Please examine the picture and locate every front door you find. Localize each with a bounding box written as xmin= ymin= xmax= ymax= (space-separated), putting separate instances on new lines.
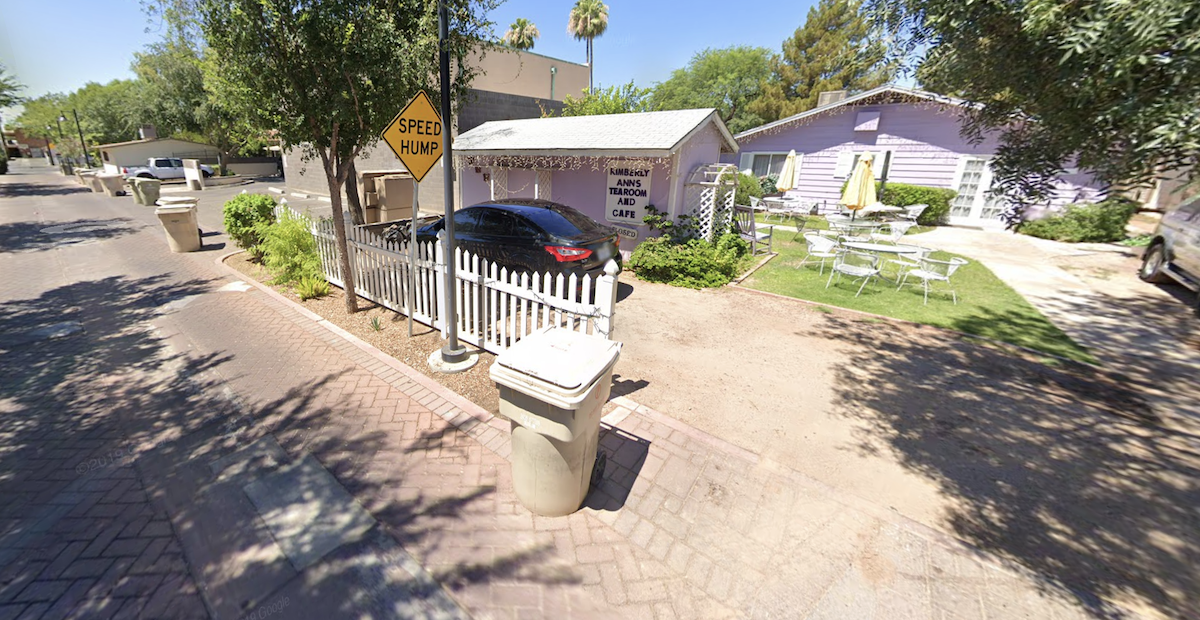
xmin=948 ymin=157 xmax=1007 ymax=228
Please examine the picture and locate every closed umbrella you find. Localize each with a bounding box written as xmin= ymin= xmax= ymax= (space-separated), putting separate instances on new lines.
xmin=775 ymin=150 xmax=797 ymax=192
xmin=840 ymin=152 xmax=876 ymax=220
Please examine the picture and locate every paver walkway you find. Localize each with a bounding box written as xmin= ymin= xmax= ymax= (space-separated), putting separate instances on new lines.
xmin=0 ymin=161 xmax=1122 ymax=619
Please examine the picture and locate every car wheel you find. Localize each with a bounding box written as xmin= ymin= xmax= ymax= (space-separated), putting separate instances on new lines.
xmin=202 ymin=170 xmax=213 ymax=178
xmin=1139 ymin=243 xmax=1172 ymax=283
xmin=138 ymin=173 xmax=154 ymax=179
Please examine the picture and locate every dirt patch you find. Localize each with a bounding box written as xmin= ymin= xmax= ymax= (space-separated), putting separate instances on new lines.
xmin=225 ymin=252 xmax=501 ymax=414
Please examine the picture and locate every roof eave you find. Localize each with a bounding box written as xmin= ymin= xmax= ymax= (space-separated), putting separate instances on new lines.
xmin=454 ymin=148 xmax=675 ymax=159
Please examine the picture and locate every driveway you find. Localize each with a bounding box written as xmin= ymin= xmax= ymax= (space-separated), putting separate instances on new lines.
xmin=613 ymin=237 xmax=1200 ymax=618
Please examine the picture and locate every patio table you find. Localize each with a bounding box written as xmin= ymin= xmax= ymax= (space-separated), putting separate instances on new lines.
xmin=842 ymin=241 xmax=920 ymax=282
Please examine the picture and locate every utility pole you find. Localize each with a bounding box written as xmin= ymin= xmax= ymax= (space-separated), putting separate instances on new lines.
xmin=0 ymin=114 xmax=8 ymax=161
xmin=66 ymin=110 xmax=89 ymax=167
xmin=43 ymin=126 xmax=55 ymax=165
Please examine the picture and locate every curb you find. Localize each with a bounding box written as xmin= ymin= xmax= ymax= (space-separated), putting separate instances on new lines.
xmin=213 ymin=250 xmax=498 ymax=432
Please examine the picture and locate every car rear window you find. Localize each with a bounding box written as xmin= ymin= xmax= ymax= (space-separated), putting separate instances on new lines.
xmin=523 ymin=206 xmax=606 ymax=238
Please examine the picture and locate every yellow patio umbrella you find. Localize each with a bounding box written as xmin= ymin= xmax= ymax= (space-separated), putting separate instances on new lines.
xmin=775 ymin=150 xmax=797 ymax=192
xmin=840 ymin=152 xmax=876 ymax=219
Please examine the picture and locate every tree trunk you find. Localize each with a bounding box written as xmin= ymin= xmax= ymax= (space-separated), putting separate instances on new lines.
xmin=344 ymin=158 xmax=365 ymax=226
xmin=324 ymin=162 xmax=359 ymax=314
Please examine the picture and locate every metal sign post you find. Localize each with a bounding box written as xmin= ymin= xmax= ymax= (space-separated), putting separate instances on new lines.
xmin=436 ymin=0 xmax=468 ymax=367
xmin=408 ymin=184 xmax=418 ymax=337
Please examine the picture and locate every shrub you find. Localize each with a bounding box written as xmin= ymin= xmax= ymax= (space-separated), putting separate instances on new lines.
xmin=0 ymin=152 xmax=8 ymax=175
xmin=222 ymin=193 xmax=277 ymax=249
xmin=878 ymin=183 xmax=957 ymax=225
xmin=296 ymin=276 xmax=330 ymax=300
xmin=256 ymin=210 xmax=324 ymax=285
xmin=628 ymin=233 xmax=749 ymax=289
xmin=1018 ymin=198 xmax=1139 ymax=243
xmin=759 ymin=175 xmax=778 ymax=195
xmin=718 ymin=171 xmax=765 ymax=208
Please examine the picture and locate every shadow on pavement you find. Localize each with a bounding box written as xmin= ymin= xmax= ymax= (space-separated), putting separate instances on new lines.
xmin=814 ymin=306 xmax=1200 ymax=619
xmin=0 ymin=182 xmax=91 ymax=198
xmin=0 ymin=218 xmax=143 ymax=253
xmin=0 ymin=273 xmax=578 ymax=617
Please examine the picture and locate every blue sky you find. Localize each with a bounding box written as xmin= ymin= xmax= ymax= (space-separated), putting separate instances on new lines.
xmin=0 ymin=0 xmax=819 ymax=122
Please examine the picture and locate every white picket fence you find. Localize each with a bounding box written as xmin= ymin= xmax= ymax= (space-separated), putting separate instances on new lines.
xmin=278 ymin=206 xmax=619 ymax=354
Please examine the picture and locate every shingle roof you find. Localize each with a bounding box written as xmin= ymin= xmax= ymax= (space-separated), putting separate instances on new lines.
xmin=454 ymin=109 xmax=737 ymax=155
xmin=733 ymin=86 xmax=972 ymax=141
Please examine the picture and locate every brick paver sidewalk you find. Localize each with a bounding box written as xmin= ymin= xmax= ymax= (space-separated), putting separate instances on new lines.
xmin=1 ymin=164 xmax=1107 ymax=619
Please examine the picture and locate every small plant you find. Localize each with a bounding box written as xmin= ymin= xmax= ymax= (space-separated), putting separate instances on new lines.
xmin=369 ymin=316 xmax=383 ymax=332
xmin=759 ymin=174 xmax=778 ymax=195
xmin=296 ymin=276 xmax=330 ymax=300
xmin=222 ymin=193 xmax=277 ymax=249
xmin=257 ymin=210 xmax=323 ymax=285
xmin=1118 ymin=233 xmax=1152 ymax=247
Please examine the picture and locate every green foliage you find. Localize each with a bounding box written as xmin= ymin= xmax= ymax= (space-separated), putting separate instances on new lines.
xmin=1018 ymin=199 xmax=1139 ymax=243
xmin=628 ymin=234 xmax=750 ymax=289
xmin=0 ymin=151 xmax=8 ymax=175
xmin=369 ymin=316 xmax=383 ymax=331
xmin=749 ymin=0 xmax=894 ymax=122
xmin=879 ymin=182 xmax=956 ymax=225
xmin=736 ymin=173 xmax=765 ymax=206
xmin=760 ymin=175 xmax=779 ymax=195
xmin=0 ymin=63 xmax=24 ymax=108
xmin=1119 ymin=234 xmax=1153 ymax=247
xmin=255 ymin=211 xmax=323 ymax=285
xmin=558 ymin=82 xmax=652 ymax=117
xmin=222 ymin=193 xmax=277 ymax=249
xmin=503 ymin=18 xmax=540 ymax=50
xmin=650 ymin=46 xmax=774 ymax=134
xmin=870 ymin=0 xmax=1200 ymax=216
xmin=297 ymin=277 xmax=331 ymax=300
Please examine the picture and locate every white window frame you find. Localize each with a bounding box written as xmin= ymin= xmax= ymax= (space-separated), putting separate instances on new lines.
xmin=740 ymin=152 xmax=792 ymax=179
xmin=949 ymin=155 xmax=1006 ymax=226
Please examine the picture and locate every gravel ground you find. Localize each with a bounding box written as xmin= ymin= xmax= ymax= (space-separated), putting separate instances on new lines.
xmin=225 ymin=252 xmax=502 ymax=414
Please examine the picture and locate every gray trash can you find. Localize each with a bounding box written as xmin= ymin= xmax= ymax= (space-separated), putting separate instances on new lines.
xmin=490 ymin=327 xmax=621 ymax=517
xmin=96 ymin=173 xmax=126 ymax=197
xmin=130 ymin=178 xmax=162 ymax=206
xmin=155 ymin=205 xmax=201 ymax=252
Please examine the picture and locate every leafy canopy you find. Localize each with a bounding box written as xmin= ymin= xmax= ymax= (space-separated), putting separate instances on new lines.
xmin=750 ymin=0 xmax=894 ymax=122
xmin=651 ymin=47 xmax=774 ymax=134
xmin=0 ymin=64 xmax=23 ymax=109
xmin=558 ymin=82 xmax=652 ymax=117
xmin=869 ymin=0 xmax=1200 ymax=210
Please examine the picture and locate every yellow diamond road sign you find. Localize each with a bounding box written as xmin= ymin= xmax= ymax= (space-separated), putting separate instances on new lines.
xmin=381 ymin=90 xmax=444 ymax=183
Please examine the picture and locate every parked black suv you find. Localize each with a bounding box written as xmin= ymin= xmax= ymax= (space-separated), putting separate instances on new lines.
xmin=416 ymin=200 xmax=622 ymax=280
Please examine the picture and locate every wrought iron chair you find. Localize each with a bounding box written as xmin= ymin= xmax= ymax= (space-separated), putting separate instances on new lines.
xmin=896 ymin=256 xmax=969 ymax=304
xmin=826 ymin=249 xmax=881 ymax=297
xmin=900 ymin=204 xmax=928 ymax=223
xmin=870 ymin=221 xmax=916 ymax=244
xmin=799 ymin=231 xmax=839 ymax=274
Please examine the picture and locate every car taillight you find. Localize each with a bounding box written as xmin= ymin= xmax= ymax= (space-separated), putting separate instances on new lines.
xmin=121 ymin=167 xmax=127 ymax=173
xmin=614 ymin=235 xmax=620 ymax=247
xmin=544 ymin=245 xmax=593 ymax=262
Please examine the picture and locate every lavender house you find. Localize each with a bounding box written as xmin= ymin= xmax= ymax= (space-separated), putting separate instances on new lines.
xmin=731 ymin=86 xmax=1105 ymax=228
xmin=454 ymin=109 xmax=739 ymax=250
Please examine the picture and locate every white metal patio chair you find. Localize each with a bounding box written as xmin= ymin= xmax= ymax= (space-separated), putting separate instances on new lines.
xmin=896 ymin=256 xmax=969 ymax=304
xmin=799 ymin=231 xmax=839 ymax=274
xmin=870 ymin=221 xmax=916 ymax=244
xmin=887 ymin=244 xmax=933 ymax=276
xmin=900 ymin=204 xmax=928 ymax=223
xmin=826 ymin=249 xmax=881 ymax=297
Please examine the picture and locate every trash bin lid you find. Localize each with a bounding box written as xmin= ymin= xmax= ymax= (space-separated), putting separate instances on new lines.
xmin=496 ymin=327 xmax=621 ymax=391
xmin=154 ymin=205 xmax=196 ymax=215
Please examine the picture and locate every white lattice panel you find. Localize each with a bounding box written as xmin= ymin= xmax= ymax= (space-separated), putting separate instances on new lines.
xmin=683 ymin=163 xmax=738 ymax=241
xmin=535 ymin=169 xmax=552 ymax=200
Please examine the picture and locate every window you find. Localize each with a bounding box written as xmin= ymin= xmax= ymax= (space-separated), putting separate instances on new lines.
xmin=510 ymin=215 xmax=542 ymax=239
xmin=154 ymin=159 xmax=171 ymax=167
xmin=452 ymin=208 xmax=483 ymax=234
xmin=835 ymin=150 xmax=892 ymax=179
xmin=475 ymin=210 xmax=514 ymax=236
xmin=751 ymin=153 xmax=789 ymax=178
xmin=169 ymin=158 xmax=184 ymax=167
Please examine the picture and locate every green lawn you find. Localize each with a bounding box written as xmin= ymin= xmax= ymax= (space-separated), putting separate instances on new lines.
xmin=743 ymin=236 xmax=1096 ymax=364
xmin=754 ymin=214 xmax=934 ymax=235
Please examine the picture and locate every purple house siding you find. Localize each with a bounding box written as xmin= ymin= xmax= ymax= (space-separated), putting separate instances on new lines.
xmin=730 ymin=89 xmax=1106 ymax=226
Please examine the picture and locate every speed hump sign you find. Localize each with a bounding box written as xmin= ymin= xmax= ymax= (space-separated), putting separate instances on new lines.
xmin=381 ymin=91 xmax=444 ymax=183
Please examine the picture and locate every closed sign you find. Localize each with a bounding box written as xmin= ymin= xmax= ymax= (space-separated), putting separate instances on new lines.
xmin=605 ymin=166 xmax=651 ymax=226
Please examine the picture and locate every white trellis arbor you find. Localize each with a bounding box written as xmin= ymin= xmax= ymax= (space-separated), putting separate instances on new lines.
xmin=683 ymin=163 xmax=738 ymax=241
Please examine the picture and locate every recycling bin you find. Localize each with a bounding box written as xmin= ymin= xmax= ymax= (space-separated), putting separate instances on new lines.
xmin=155 ymin=204 xmax=201 ymax=252
xmin=96 ymin=173 xmax=126 ymax=197
xmin=490 ymin=327 xmax=622 ymax=517
xmin=130 ymin=178 xmax=162 ymax=206
xmin=86 ymin=173 xmax=104 ymax=194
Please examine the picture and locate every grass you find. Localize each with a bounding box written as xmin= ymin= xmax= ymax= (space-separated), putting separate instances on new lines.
xmin=754 ymin=213 xmax=934 ymax=235
xmin=743 ymin=236 xmax=1096 ymax=364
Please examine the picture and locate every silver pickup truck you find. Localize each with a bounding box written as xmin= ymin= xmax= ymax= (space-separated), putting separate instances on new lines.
xmin=1140 ymin=194 xmax=1200 ymax=313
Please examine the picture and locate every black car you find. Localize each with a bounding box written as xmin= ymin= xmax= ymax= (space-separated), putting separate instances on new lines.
xmin=416 ymin=200 xmax=622 ymax=279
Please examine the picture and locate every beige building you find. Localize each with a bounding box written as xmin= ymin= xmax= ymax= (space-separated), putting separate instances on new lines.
xmin=95 ymin=137 xmax=221 ymax=174
xmin=283 ymin=46 xmax=590 ymax=216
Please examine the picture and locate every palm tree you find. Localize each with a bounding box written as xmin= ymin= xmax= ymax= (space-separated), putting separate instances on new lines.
xmin=503 ymin=18 xmax=540 ymax=51
xmin=567 ymin=0 xmax=609 ymax=92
